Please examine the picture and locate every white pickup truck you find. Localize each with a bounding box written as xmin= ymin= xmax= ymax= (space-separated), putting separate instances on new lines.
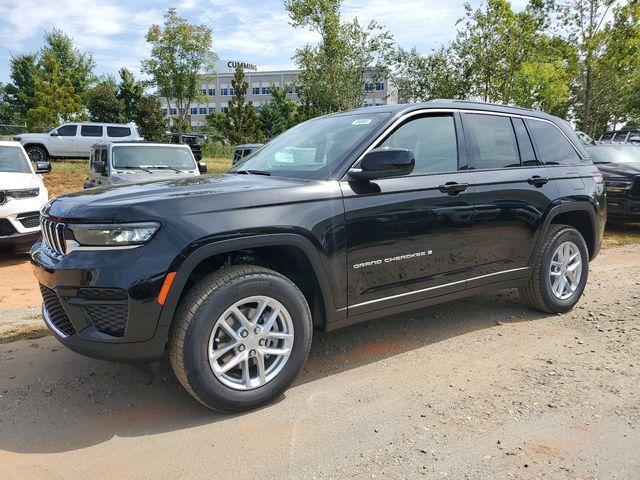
xmin=14 ymin=122 xmax=142 ymax=162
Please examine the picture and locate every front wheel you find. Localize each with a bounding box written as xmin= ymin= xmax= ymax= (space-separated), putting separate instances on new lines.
xmin=26 ymin=145 xmax=48 ymax=163
xmin=169 ymin=265 xmax=313 ymax=412
xmin=520 ymin=225 xmax=589 ymax=313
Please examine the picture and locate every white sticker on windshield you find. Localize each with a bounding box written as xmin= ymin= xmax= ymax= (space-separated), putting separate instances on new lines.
xmin=275 ymin=151 xmax=295 ymax=163
xmin=352 ymin=119 xmax=372 ymax=125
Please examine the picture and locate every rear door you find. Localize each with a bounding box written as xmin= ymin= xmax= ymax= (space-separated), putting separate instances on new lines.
xmin=461 ymin=112 xmax=558 ymax=284
xmin=78 ymin=125 xmax=105 ymax=156
xmin=342 ymin=112 xmax=475 ymax=316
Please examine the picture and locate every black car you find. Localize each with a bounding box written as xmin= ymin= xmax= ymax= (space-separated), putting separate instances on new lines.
xmin=169 ymin=133 xmax=202 ymax=161
xmin=586 ymin=143 xmax=640 ymax=218
xmin=32 ymin=101 xmax=606 ymax=412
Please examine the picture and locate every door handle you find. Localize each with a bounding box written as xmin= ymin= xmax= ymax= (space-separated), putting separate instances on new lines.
xmin=438 ymin=182 xmax=469 ymax=195
xmin=527 ymin=175 xmax=549 ymax=187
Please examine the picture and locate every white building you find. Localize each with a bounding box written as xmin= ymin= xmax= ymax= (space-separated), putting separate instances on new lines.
xmin=163 ymin=60 xmax=396 ymax=129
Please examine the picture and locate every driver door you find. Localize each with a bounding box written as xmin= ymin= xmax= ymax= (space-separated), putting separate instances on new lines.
xmin=341 ymin=112 xmax=475 ymax=316
xmin=50 ymin=124 xmax=78 ymax=157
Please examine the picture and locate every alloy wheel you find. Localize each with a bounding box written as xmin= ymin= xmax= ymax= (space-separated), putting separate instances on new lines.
xmin=549 ymin=241 xmax=582 ymax=300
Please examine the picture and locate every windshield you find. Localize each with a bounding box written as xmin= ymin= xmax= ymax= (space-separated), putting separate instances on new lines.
xmin=228 ymin=112 xmax=389 ymax=179
xmin=586 ymin=145 xmax=640 ymax=164
xmin=0 ymin=146 xmax=31 ymax=173
xmin=112 ymin=146 xmax=197 ymax=170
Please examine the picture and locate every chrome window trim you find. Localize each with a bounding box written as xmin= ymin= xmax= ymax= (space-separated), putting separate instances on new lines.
xmin=350 ymin=267 xmax=530 ymax=309
xmin=344 ymin=107 xmax=585 ymax=178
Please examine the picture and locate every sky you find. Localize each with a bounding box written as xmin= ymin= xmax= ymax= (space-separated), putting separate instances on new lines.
xmin=0 ymin=0 xmax=529 ymax=83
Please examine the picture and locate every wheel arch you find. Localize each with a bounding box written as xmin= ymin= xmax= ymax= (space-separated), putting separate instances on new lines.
xmin=23 ymin=143 xmax=50 ymax=156
xmin=158 ymin=234 xmax=338 ymax=331
xmin=535 ymin=203 xmax=598 ymax=261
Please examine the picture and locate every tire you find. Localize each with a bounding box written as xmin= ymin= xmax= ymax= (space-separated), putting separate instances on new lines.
xmin=519 ymin=224 xmax=589 ymax=313
xmin=26 ymin=145 xmax=48 ymax=163
xmin=169 ymin=265 xmax=313 ymax=412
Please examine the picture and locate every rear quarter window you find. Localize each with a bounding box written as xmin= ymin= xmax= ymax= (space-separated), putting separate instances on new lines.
xmin=107 ymin=126 xmax=131 ymax=137
xmin=526 ymin=120 xmax=581 ymax=165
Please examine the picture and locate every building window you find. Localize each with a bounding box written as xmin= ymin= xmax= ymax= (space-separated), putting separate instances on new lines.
xmin=161 ymin=109 xmax=168 ymax=115
xmin=199 ymin=107 xmax=207 ymax=114
xmin=376 ymin=82 xmax=385 ymax=91
xmin=230 ymin=88 xmax=235 ymax=95
xmin=261 ymin=86 xmax=270 ymax=95
xmin=364 ymin=82 xmax=374 ymax=92
xmin=208 ymin=107 xmax=215 ymax=113
xmin=170 ymin=108 xmax=177 ymax=115
xmin=200 ymin=89 xmax=207 ymax=95
xmin=221 ymin=106 xmax=228 ymax=113
xmin=208 ymin=88 xmax=215 ymax=96
xmin=252 ymin=87 xmax=260 ymax=95
xmin=221 ymin=88 xmax=228 ymax=95
xmin=294 ymin=86 xmax=301 ymax=94
xmin=179 ymin=108 xmax=186 ymax=114
xmin=190 ymin=107 xmax=198 ymax=114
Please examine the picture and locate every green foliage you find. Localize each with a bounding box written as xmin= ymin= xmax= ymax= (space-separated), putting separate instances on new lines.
xmin=118 ymin=68 xmax=144 ymax=122
xmin=135 ymin=95 xmax=168 ymax=142
xmin=86 ymin=80 xmax=124 ymax=122
xmin=204 ymin=111 xmax=229 ymax=141
xmin=259 ymin=84 xmax=298 ymax=139
xmin=26 ymin=58 xmax=86 ymax=131
xmin=4 ymin=54 xmax=39 ymax=120
xmin=226 ymin=65 xmax=263 ymax=144
xmin=142 ymin=8 xmax=217 ymax=140
xmin=286 ymin=0 xmax=393 ymax=116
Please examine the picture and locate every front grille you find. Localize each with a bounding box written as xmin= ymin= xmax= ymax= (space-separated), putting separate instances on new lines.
xmin=77 ymin=287 xmax=128 ymax=301
xmin=0 ymin=219 xmax=17 ymax=237
xmin=39 ymin=284 xmax=76 ymax=336
xmin=83 ymin=304 xmax=128 ymax=336
xmin=18 ymin=212 xmax=40 ymax=229
xmin=41 ymin=217 xmax=67 ymax=255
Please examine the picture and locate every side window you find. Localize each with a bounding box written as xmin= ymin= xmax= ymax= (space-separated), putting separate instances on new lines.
xmin=81 ymin=125 xmax=103 ymax=137
xmin=101 ymin=148 xmax=108 ymax=164
xmin=89 ymin=149 xmax=95 ymax=168
xmin=512 ymin=118 xmax=538 ymax=166
xmin=107 ymin=126 xmax=131 ymax=137
xmin=526 ymin=120 xmax=580 ymax=165
xmin=464 ymin=113 xmax=520 ymax=169
xmin=379 ymin=115 xmax=458 ymax=175
xmin=57 ymin=125 xmax=77 ymax=137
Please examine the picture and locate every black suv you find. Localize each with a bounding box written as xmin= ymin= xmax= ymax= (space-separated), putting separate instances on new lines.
xmin=32 ymin=101 xmax=606 ymax=411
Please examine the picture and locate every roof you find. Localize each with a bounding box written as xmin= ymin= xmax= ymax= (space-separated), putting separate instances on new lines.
xmin=91 ymin=141 xmax=191 ymax=148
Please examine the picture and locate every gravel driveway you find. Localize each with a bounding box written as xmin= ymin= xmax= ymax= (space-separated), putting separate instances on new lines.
xmin=1 ymin=244 xmax=638 ymax=479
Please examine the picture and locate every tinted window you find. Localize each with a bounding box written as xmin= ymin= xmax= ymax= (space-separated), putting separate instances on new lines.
xmin=526 ymin=120 xmax=580 ymax=165
xmin=380 ymin=115 xmax=458 ymax=175
xmin=101 ymin=149 xmax=108 ymax=163
xmin=57 ymin=125 xmax=77 ymax=137
xmin=81 ymin=125 xmax=103 ymax=137
xmin=512 ymin=118 xmax=538 ymax=166
xmin=107 ymin=126 xmax=131 ymax=137
xmin=464 ymin=114 xmax=520 ymax=169
xmin=112 ymin=146 xmax=196 ymax=170
xmin=0 ymin=146 xmax=31 ymax=173
xmin=600 ymin=132 xmax=615 ymax=141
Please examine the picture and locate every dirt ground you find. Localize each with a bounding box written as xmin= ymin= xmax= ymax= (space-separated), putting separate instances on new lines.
xmin=0 ymin=242 xmax=638 ymax=479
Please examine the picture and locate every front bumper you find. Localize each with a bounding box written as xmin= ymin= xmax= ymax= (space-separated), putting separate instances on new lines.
xmin=605 ymin=189 xmax=640 ymax=218
xmin=0 ymin=194 xmax=46 ymax=246
xmin=31 ymin=239 xmax=177 ymax=363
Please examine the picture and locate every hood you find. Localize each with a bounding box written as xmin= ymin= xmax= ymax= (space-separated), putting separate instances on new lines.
xmin=18 ymin=133 xmax=50 ymax=141
xmin=0 ymin=172 xmax=42 ymax=190
xmin=596 ymin=162 xmax=640 ymax=179
xmin=44 ymin=173 xmax=336 ymax=222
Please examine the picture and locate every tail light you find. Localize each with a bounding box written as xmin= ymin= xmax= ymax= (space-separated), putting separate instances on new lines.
xmin=590 ymin=172 xmax=604 ymax=184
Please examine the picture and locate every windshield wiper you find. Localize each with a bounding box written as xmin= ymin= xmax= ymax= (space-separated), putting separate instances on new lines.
xmin=234 ymin=169 xmax=271 ymax=176
xmin=117 ymin=165 xmax=154 ymax=174
xmin=145 ymin=165 xmax=183 ymax=173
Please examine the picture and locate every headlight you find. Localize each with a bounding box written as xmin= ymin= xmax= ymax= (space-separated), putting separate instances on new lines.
xmin=604 ymin=179 xmax=633 ymax=190
xmin=68 ymin=222 xmax=160 ymax=247
xmin=6 ymin=188 xmax=39 ymax=199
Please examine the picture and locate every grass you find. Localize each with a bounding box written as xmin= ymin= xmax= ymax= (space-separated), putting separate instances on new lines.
xmin=603 ymin=220 xmax=640 ymax=247
xmin=44 ymin=156 xmax=232 ymax=197
xmin=0 ymin=325 xmax=50 ymax=344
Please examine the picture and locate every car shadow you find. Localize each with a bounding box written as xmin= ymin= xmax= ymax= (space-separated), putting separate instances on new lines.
xmin=0 ymin=289 xmax=548 ymax=454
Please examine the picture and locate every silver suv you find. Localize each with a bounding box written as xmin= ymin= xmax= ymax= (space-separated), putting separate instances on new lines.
xmin=15 ymin=122 xmax=142 ymax=162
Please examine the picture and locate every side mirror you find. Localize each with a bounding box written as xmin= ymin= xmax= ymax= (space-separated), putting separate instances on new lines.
xmin=36 ymin=162 xmax=52 ymax=174
xmin=348 ymin=148 xmax=415 ymax=181
xmin=93 ymin=160 xmax=106 ymax=175
xmin=198 ymin=162 xmax=207 ymax=174
xmin=50 ymin=131 xmax=59 ymax=137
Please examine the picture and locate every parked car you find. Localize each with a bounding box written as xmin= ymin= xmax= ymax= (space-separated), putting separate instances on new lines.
xmin=598 ymin=128 xmax=640 ymax=144
xmin=84 ymin=142 xmax=207 ymax=188
xmin=575 ymin=131 xmax=595 ymax=145
xmin=232 ymin=143 xmax=263 ymax=165
xmin=32 ymin=101 xmax=605 ymax=412
xmin=170 ymin=133 xmax=202 ymax=160
xmin=585 ymin=143 xmax=640 ymax=219
xmin=14 ymin=122 xmax=141 ymax=162
xmin=0 ymin=141 xmax=50 ymax=248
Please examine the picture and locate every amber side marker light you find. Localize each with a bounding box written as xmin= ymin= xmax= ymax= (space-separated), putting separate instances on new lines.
xmin=158 ymin=272 xmax=177 ymax=305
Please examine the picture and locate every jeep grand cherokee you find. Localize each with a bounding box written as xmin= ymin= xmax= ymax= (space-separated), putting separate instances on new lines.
xmin=31 ymin=101 xmax=606 ymax=411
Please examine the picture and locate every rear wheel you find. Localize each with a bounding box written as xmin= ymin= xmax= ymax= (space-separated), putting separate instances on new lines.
xmin=520 ymin=225 xmax=589 ymax=313
xmin=26 ymin=146 xmax=48 ymax=163
xmin=169 ymin=265 xmax=313 ymax=412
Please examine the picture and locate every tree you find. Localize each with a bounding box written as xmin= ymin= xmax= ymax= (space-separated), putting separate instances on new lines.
xmin=142 ymin=8 xmax=217 ymax=141
xmin=4 ymin=54 xmax=39 ymax=122
xmin=87 ymin=80 xmax=124 ymax=122
xmin=204 ymin=111 xmax=229 ymax=142
xmin=117 ymin=68 xmax=144 ymax=122
xmin=286 ymin=0 xmax=394 ymax=116
xmin=135 ymin=95 xmax=168 ymax=142
xmin=39 ymin=28 xmax=95 ymax=98
xmin=26 ymin=58 xmax=85 ymax=131
xmin=227 ymin=65 xmax=262 ymax=144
